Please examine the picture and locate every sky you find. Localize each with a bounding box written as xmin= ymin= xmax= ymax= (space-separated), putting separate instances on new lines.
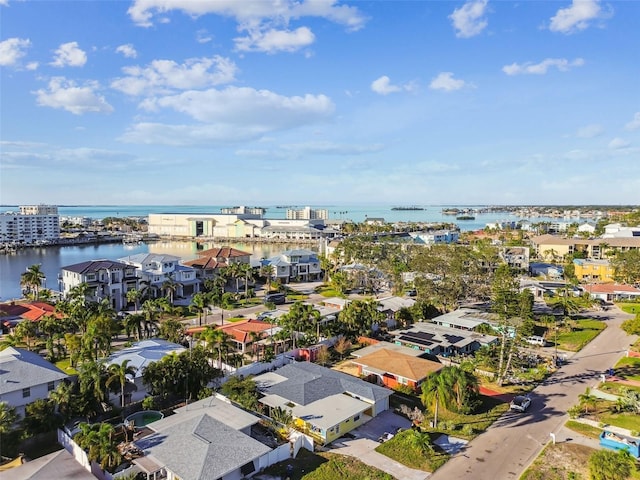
xmin=1 ymin=0 xmax=639 ymax=206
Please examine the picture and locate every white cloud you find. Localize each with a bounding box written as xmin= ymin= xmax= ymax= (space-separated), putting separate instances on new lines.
xmin=26 ymin=61 xmax=39 ymax=70
xmin=625 ymin=112 xmax=640 ymax=131
xmin=371 ymin=76 xmax=400 ymax=95
xmin=609 ymin=137 xmax=630 ymax=149
xmin=429 ymin=72 xmax=466 ymax=92
xmin=549 ymin=0 xmax=610 ymax=34
xmin=196 ymin=29 xmax=213 ymax=44
xmin=33 ymin=77 xmax=113 ymax=115
xmin=502 ymin=57 xmax=584 ymax=75
xmin=0 ymin=37 xmax=31 ymax=67
xmin=116 ymin=44 xmax=137 ymax=58
xmin=235 ymin=26 xmax=315 ymax=53
xmin=122 ymin=86 xmax=334 ymax=145
xmin=576 ymin=124 xmax=604 ymax=138
xmin=127 ymin=0 xmax=367 ymax=30
xmin=50 ymin=42 xmax=87 ymax=67
xmin=111 ymin=55 xmax=237 ymax=96
xmin=281 ymin=141 xmax=384 ymax=155
xmin=449 ymin=0 xmax=489 ymax=38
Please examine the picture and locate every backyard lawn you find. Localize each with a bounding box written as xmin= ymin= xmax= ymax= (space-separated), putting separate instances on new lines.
xmin=375 ymin=429 xmax=449 ymax=472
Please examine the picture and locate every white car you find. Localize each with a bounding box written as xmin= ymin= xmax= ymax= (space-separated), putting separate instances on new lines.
xmin=510 ymin=395 xmax=532 ymax=412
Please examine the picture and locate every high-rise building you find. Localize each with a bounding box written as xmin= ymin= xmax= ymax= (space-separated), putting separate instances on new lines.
xmin=286 ymin=206 xmax=328 ymax=220
xmin=0 ymin=204 xmax=60 ymax=244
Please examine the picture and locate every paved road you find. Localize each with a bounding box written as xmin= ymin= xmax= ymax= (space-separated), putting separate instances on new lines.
xmin=431 ymin=306 xmax=636 ymax=480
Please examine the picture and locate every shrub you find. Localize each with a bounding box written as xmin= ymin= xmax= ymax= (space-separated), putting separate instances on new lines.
xmin=141 ymin=396 xmax=156 ymax=410
xmin=461 ymin=424 xmax=475 ymax=436
xmin=589 ymin=449 xmax=634 ymax=480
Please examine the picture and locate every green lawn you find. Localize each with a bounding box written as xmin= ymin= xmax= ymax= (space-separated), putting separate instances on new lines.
xmin=556 ymin=319 xmax=606 ymax=351
xmin=259 ymin=449 xmax=393 ymax=480
xmin=617 ymin=303 xmax=640 ymax=315
xmin=54 ymin=357 xmax=78 ymax=375
xmin=375 ymin=429 xmax=449 ymax=472
xmin=598 ymin=412 xmax=640 ymax=432
xmin=615 ymin=356 xmax=640 ymax=382
xmin=564 ymin=420 xmax=603 ymax=439
xmin=598 ymin=381 xmax=640 ymax=396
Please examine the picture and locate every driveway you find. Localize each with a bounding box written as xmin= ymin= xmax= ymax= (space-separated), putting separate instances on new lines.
xmin=329 ymin=411 xmax=430 ymax=480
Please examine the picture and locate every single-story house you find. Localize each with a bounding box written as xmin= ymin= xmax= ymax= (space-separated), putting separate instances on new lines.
xmin=428 ymin=308 xmax=491 ymax=331
xmin=133 ymin=395 xmax=272 ymax=480
xmin=582 ymin=284 xmax=640 ymax=302
xmin=254 ymin=362 xmax=392 ymax=445
xmin=350 ymin=348 xmax=443 ymax=391
xmin=0 ymin=347 xmax=69 ymax=417
xmin=391 ymin=322 xmax=498 ymax=357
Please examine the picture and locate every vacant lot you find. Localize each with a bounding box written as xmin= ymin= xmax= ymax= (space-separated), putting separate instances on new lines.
xmin=556 ymin=319 xmax=606 ymax=351
xmin=521 ymin=442 xmax=595 ymax=480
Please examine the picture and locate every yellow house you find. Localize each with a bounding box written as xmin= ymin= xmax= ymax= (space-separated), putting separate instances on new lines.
xmin=254 ymin=362 xmax=393 ymax=445
xmin=573 ymin=259 xmax=615 ymax=283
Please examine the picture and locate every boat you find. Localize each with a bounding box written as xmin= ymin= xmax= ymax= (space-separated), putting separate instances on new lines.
xmin=391 ymin=206 xmax=425 ymax=211
xmin=122 ymin=234 xmax=143 ymax=244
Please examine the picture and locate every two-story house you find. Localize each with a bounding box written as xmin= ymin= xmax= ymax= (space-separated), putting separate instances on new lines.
xmin=59 ymin=259 xmax=137 ymax=310
xmin=0 ymin=347 xmax=69 ymax=417
xmin=264 ymin=249 xmax=321 ymax=283
xmin=183 ymin=247 xmax=252 ymax=283
xmin=118 ymin=253 xmax=200 ymax=302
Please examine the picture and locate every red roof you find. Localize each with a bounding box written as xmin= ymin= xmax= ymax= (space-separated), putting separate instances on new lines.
xmin=0 ymin=301 xmax=62 ymax=322
xmin=197 ymin=247 xmax=251 ymax=259
xmin=584 ymin=284 xmax=640 ymax=294
xmin=218 ymin=319 xmax=272 ymax=344
xmin=183 ymin=257 xmax=228 ymax=270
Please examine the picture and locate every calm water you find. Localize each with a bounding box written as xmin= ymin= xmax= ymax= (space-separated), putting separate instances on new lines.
xmin=0 ymin=240 xmax=314 ymax=302
xmin=0 ymin=204 xmax=560 ymax=302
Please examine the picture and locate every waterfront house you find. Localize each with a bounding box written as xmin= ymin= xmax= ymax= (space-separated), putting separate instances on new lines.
xmin=118 ymin=253 xmax=200 ymax=303
xmin=183 ymin=247 xmax=252 ymax=283
xmin=59 ymin=259 xmax=137 ymax=311
xmin=0 ymin=347 xmax=69 ymax=417
xmin=254 ymin=362 xmax=392 ymax=445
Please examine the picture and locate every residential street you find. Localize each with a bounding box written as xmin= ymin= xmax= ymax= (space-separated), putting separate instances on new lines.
xmin=431 ymin=306 xmax=636 ymax=480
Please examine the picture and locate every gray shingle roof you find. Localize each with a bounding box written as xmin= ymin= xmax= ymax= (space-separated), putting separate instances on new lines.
xmin=0 ymin=347 xmax=68 ymax=395
xmin=61 ymin=259 xmax=128 ymax=274
xmin=261 ymin=362 xmax=392 ymax=406
xmin=135 ymin=413 xmax=270 ymax=480
xmin=104 ymin=339 xmax=184 ymax=378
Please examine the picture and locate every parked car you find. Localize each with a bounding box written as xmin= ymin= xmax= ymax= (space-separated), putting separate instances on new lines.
xmin=257 ymin=311 xmax=277 ymax=320
xmin=525 ymin=336 xmax=546 ymax=347
xmin=264 ymin=293 xmax=286 ymax=305
xmin=510 ymin=395 xmax=532 ymax=412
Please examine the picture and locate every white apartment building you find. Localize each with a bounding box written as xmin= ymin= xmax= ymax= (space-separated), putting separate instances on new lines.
xmin=0 ymin=204 xmax=60 ymax=244
xmin=286 ymin=206 xmax=329 ymax=220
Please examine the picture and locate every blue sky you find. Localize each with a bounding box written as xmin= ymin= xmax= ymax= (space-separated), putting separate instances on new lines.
xmin=1 ymin=0 xmax=639 ymax=206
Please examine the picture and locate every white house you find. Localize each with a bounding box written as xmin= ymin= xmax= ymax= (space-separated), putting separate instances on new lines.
xmin=264 ymin=249 xmax=322 ymax=283
xmin=118 ymin=253 xmax=200 ymax=302
xmin=0 ymin=347 xmax=69 ymax=417
xmin=104 ymin=339 xmax=185 ymax=405
xmin=59 ymin=259 xmax=138 ymax=311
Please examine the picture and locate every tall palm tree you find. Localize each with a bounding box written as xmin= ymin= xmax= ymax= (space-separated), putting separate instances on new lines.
xmin=105 ymin=359 xmax=137 ymax=408
xmin=421 ymin=371 xmax=450 ymax=428
xmin=190 ymin=292 xmax=209 ymax=327
xmin=202 ymin=327 xmax=231 ymax=370
xmin=238 ymin=262 xmax=254 ymax=298
xmin=49 ymin=380 xmax=74 ymax=421
xmin=161 ymin=274 xmax=181 ymax=305
xmin=20 ymin=264 xmax=46 ymax=299
xmin=78 ymin=360 xmax=108 ymax=406
xmin=125 ymin=288 xmax=143 ymax=312
xmin=260 ymin=261 xmax=276 ymax=293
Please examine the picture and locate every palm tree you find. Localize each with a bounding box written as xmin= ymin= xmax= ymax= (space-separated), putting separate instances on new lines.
xmin=161 ymin=274 xmax=180 ymax=305
xmin=238 ymin=262 xmax=254 ymax=298
xmin=190 ymin=292 xmax=209 ymax=327
xmin=78 ymin=360 xmax=108 ymax=406
xmin=141 ymin=299 xmax=160 ymax=338
xmin=105 ymin=359 xmax=137 ymax=408
xmin=20 ymin=264 xmax=46 ymax=299
xmin=249 ymin=330 xmax=263 ymax=362
xmin=14 ymin=320 xmax=38 ymax=351
xmin=0 ymin=401 xmax=17 ymax=434
xmin=421 ymin=371 xmax=451 ymax=428
xmin=125 ymin=288 xmax=143 ymax=312
xmin=49 ymin=380 xmax=74 ymax=421
xmin=260 ymin=261 xmax=276 ymax=293
xmin=123 ymin=313 xmax=144 ymax=341
xmin=202 ymin=327 xmax=231 ymax=370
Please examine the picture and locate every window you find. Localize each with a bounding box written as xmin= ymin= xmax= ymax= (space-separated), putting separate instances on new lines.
xmin=353 ymin=415 xmax=360 ymax=422
xmin=22 ymin=387 xmax=31 ymax=398
xmin=47 ymin=381 xmax=55 ymax=391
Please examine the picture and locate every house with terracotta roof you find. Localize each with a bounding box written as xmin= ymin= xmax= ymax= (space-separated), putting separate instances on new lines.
xmin=183 ymin=247 xmax=252 ymax=283
xmin=0 ymin=301 xmax=63 ymax=331
xmin=254 ymin=362 xmax=392 ymax=445
xmin=583 ymin=283 xmax=640 ymax=302
xmin=187 ymin=319 xmax=274 ymax=356
xmin=350 ymin=348 xmax=443 ymax=391
xmin=0 ymin=347 xmax=69 ymax=417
